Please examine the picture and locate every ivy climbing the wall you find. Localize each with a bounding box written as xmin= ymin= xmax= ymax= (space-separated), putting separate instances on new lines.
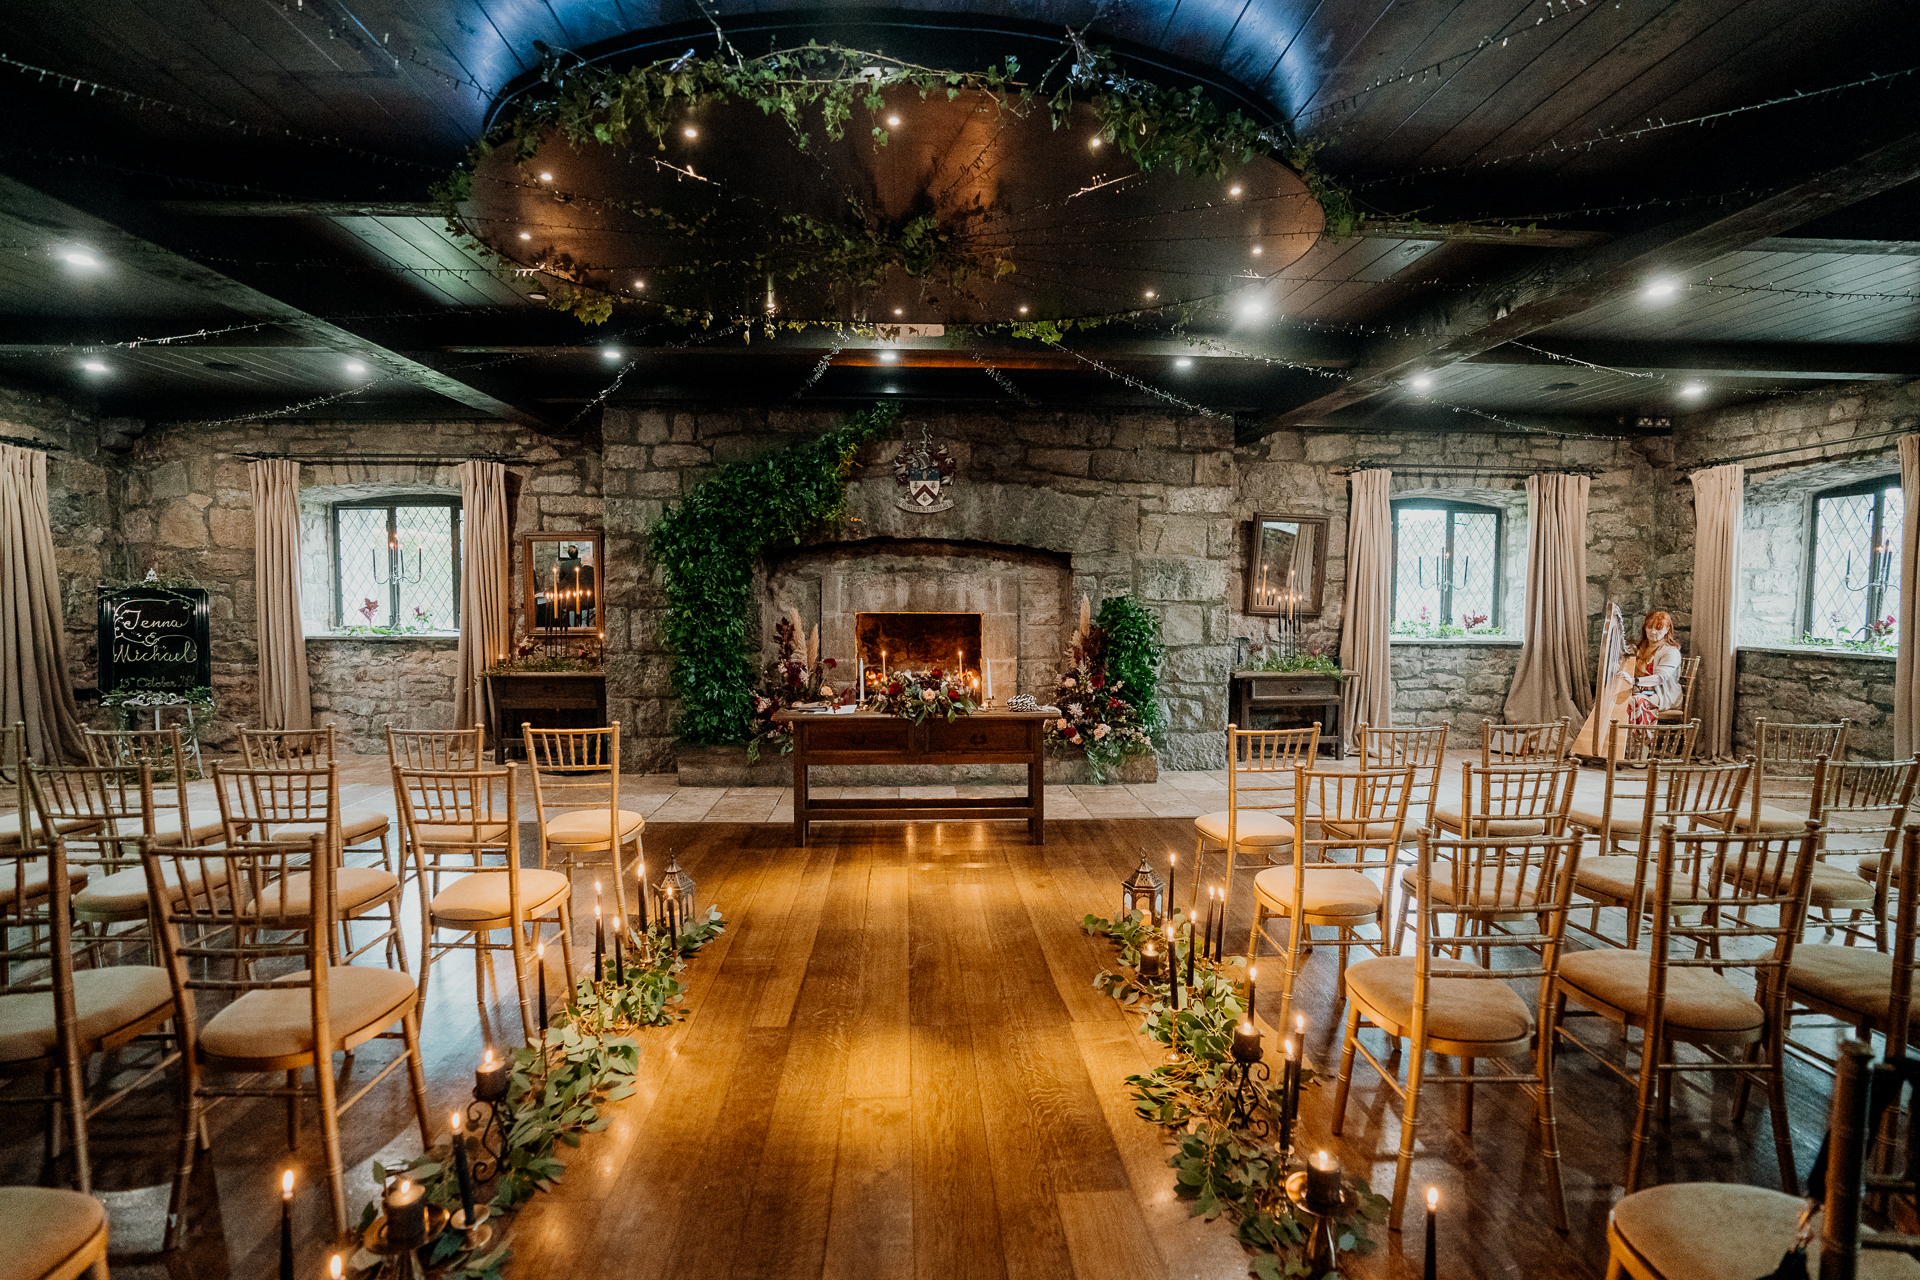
xmin=649 ymin=402 xmax=899 ymax=744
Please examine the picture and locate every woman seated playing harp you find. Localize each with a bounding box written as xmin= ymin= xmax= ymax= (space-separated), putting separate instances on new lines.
xmin=1575 ymin=609 xmax=1684 ymax=759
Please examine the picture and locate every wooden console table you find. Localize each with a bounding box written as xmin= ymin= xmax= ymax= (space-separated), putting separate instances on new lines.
xmin=485 ymin=671 xmax=607 ymax=762
xmin=772 ymin=709 xmax=1053 ymax=846
xmin=1229 ymin=670 xmax=1351 ymax=759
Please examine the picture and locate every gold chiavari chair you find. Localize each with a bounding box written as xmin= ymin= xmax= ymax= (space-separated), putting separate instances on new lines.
xmin=238 ymin=723 xmax=395 ymax=859
xmin=523 ymin=723 xmax=643 ymax=925
xmin=1481 ymin=716 xmax=1574 ymax=765
xmin=0 ymin=835 xmax=182 ymax=1219
xmin=1787 ymin=825 xmax=1920 ymax=1063
xmin=1569 ymin=754 xmax=1752 ymax=949
xmin=1548 ymin=822 xmax=1819 ymax=1194
xmin=1247 ymin=765 xmax=1415 ymax=1036
xmin=1353 ymin=722 xmax=1448 ymax=834
xmin=1741 ymin=718 xmax=1851 ymax=833
xmin=400 ymin=765 xmax=574 ymax=1040
xmin=33 ymin=762 xmax=196 ymax=962
xmin=386 ymin=726 xmax=484 ymax=774
xmin=1845 ymin=760 xmax=1920 ymax=951
xmin=1331 ymin=828 xmax=1584 ymax=1231
xmin=1190 ymin=723 xmax=1319 ymax=915
xmin=82 ymin=725 xmax=225 ymax=848
xmin=212 ymin=762 xmax=405 ymax=969
xmin=145 ymin=834 xmax=432 ymax=1242
xmin=1652 ymin=655 xmax=1703 ymax=729
xmin=1408 ymin=761 xmax=1577 ymax=960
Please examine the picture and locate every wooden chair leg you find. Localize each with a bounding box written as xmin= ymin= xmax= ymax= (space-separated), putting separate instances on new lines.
xmin=285 ymin=1068 xmax=301 ymax=1148
xmin=1330 ymin=1003 xmax=1362 ymax=1135
xmin=58 ymin=1041 xmax=90 ymax=1193
xmin=510 ymin=913 xmax=535 ymax=1044
xmin=1191 ymin=834 xmax=1207 ymax=917
xmin=1625 ymin=1023 xmax=1662 ymax=1194
xmin=1389 ymin=1027 xmax=1430 ymax=1232
xmin=1276 ymin=914 xmax=1303 ymax=1043
xmin=164 ymin=1073 xmax=201 ymax=1250
xmin=314 ymin=1050 xmax=349 ymax=1239
xmin=1534 ymin=1006 xmax=1571 ymax=1233
xmin=1460 ymin=1055 xmax=1475 ymax=1135
xmin=1766 ymin=1032 xmax=1798 ymax=1194
xmin=402 ymin=1009 xmax=433 ymax=1151
xmin=474 ymin=925 xmax=491 ymax=1021
xmin=556 ymin=899 xmax=578 ymax=992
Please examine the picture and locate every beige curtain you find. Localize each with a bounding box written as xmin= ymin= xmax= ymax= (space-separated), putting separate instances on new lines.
xmin=1895 ymin=437 xmax=1920 ymax=756
xmin=455 ymin=461 xmax=510 ymax=731
xmin=249 ymin=459 xmax=310 ymax=730
xmin=1339 ymin=468 xmax=1393 ymax=744
xmin=0 ymin=444 xmax=86 ymax=761
xmin=1504 ymin=474 xmax=1594 ymax=725
xmin=1690 ymin=463 xmax=1744 ymax=760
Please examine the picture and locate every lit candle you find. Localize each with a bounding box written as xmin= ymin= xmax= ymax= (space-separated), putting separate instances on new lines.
xmin=1167 ymin=923 xmax=1180 ymax=1010
xmin=1280 ymin=1037 xmax=1298 ymax=1152
xmin=1231 ymin=1020 xmax=1262 ymax=1063
xmin=280 ymin=1169 xmax=294 ymax=1280
xmin=593 ymin=881 xmax=605 ymax=982
xmin=1424 ymin=1186 xmax=1439 ymax=1280
xmin=985 ymin=660 xmax=992 ymax=699
xmin=331 ymin=1255 xmax=343 ymax=1280
xmin=1307 ymin=1150 xmax=1343 ymax=1214
xmin=384 ymin=1178 xmax=428 ymax=1249
xmin=613 ymin=916 xmax=625 ymax=984
xmin=1167 ymin=852 xmax=1177 ymax=929
xmin=1184 ymin=907 xmax=1196 ymax=990
xmin=636 ymin=858 xmax=648 ymax=932
xmin=536 ymin=939 xmax=548 ymax=1036
xmin=881 ymin=648 xmax=887 ymax=678
xmin=475 ymin=1047 xmax=508 ymax=1100
xmin=1138 ymin=942 xmax=1162 ymax=981
xmin=450 ymin=1112 xmax=477 ymax=1226
xmin=1247 ymin=964 xmax=1257 ymax=1017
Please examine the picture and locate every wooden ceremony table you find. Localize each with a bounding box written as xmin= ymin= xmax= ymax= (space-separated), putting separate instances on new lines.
xmin=772 ymin=708 xmax=1055 ymax=846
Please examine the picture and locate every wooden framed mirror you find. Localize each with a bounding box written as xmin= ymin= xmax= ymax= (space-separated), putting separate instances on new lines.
xmin=1245 ymin=514 xmax=1328 ymax=617
xmin=521 ymin=531 xmax=604 ymax=635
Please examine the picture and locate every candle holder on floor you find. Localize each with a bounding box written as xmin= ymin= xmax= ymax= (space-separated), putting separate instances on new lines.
xmin=451 ymin=1204 xmax=493 ymax=1249
xmin=355 ymin=1205 xmax=450 ymax=1278
xmin=464 ymin=1093 xmax=509 ymax=1183
xmin=1284 ymin=1172 xmax=1358 ymax=1274
xmin=1223 ymin=1050 xmax=1273 ymax=1138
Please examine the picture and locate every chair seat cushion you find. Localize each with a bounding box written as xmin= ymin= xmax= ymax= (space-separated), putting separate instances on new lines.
xmin=1195 ymin=810 xmax=1295 ymax=847
xmin=1417 ymin=862 xmax=1545 ymax=911
xmin=1788 ymin=943 xmax=1915 ymax=1026
xmin=0 ymin=966 xmax=174 ymax=1063
xmin=1730 ymin=859 xmax=1871 ymax=910
xmin=1609 ymin=1182 xmax=1920 ymax=1280
xmin=1573 ymin=855 xmax=1649 ymax=905
xmin=0 ymin=814 xmax=102 ymax=847
xmin=74 ymin=858 xmax=230 ymax=919
xmin=429 ymin=868 xmax=571 ymax=925
xmin=1860 ymin=853 xmax=1906 ymax=885
xmin=250 ymin=867 xmax=400 ymax=920
xmin=1431 ymin=806 xmax=1550 ymax=837
xmin=542 ymin=809 xmax=644 ymax=849
xmin=200 ymin=966 xmax=417 ymax=1061
xmin=1732 ymin=805 xmax=1818 ymax=834
xmin=1346 ymin=955 xmax=1534 ymax=1045
xmin=1252 ymin=866 xmax=1381 ymax=920
xmin=1557 ymin=947 xmax=1764 ymax=1034
xmin=409 ymin=821 xmax=512 ymax=847
xmin=267 ymin=808 xmax=392 ymax=846
xmin=0 ymin=1186 xmax=108 ymax=1280
xmin=147 ymin=814 xmax=229 ymax=846
xmin=0 ymin=860 xmax=84 ymax=903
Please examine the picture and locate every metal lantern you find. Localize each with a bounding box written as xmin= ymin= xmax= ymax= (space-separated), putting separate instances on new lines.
xmin=654 ymin=854 xmax=697 ymax=923
xmin=1121 ymin=852 xmax=1165 ymax=924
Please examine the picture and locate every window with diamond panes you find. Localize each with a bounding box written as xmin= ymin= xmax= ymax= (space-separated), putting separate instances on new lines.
xmin=331 ymin=498 xmax=460 ymax=631
xmin=1806 ymin=477 xmax=1901 ymax=649
xmin=1391 ymin=501 xmax=1502 ymax=632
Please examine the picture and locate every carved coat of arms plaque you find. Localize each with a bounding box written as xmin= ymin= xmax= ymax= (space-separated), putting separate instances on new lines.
xmin=890 ymin=425 xmax=957 ymax=513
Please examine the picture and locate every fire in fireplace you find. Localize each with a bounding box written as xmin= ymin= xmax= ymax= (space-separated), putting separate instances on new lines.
xmin=856 ymin=612 xmax=981 ymax=693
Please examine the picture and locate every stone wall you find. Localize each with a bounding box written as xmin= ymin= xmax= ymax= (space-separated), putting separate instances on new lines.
xmin=1386 ymin=641 xmax=1523 ymax=740
xmin=307 ymin=638 xmax=460 ymax=753
xmin=1733 ymin=648 xmax=1893 ymax=760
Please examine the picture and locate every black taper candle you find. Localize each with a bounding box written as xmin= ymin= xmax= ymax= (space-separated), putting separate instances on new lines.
xmin=1214 ymin=887 xmax=1227 ymax=959
xmin=1185 ymin=913 xmax=1196 ymax=990
xmin=1168 ymin=925 xmax=1181 ymax=1010
xmin=536 ymin=940 xmax=548 ymax=1035
xmin=636 ymin=859 xmax=648 ymax=932
xmin=613 ymin=918 xmax=625 ymax=983
xmin=593 ymin=902 xmax=605 ymax=983
xmin=451 ymin=1114 xmax=476 ymax=1226
xmin=1424 ymin=1188 xmax=1438 ymax=1280
xmin=279 ymin=1170 xmax=294 ymax=1280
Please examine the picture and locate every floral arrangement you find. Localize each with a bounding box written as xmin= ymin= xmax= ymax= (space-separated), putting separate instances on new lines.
xmin=100 ymin=684 xmax=216 ymax=733
xmin=1798 ymin=612 xmax=1899 ymax=654
xmin=747 ymin=614 xmax=843 ymax=761
xmin=1043 ymin=596 xmax=1158 ymax=782
xmin=481 ymin=636 xmax=603 ymax=677
xmin=862 ymin=668 xmax=979 ymax=723
xmin=1390 ymin=606 xmax=1506 ymax=639
xmin=334 ymin=601 xmax=451 ymax=637
xmin=1242 ymin=641 xmax=1345 ymax=678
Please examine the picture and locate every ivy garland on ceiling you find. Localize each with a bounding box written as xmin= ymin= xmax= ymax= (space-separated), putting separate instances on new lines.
xmin=649 ymin=401 xmax=899 ymax=744
xmin=432 ymin=37 xmax=1356 ymax=327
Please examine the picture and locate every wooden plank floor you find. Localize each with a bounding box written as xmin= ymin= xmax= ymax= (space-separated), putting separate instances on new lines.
xmin=2 ymin=817 xmax=1842 ymax=1279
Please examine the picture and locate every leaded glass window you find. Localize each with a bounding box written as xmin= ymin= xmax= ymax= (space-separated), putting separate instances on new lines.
xmin=1806 ymin=477 xmax=1901 ymax=649
xmin=331 ymin=498 xmax=461 ymax=632
xmin=1391 ymin=500 xmax=1502 ymax=633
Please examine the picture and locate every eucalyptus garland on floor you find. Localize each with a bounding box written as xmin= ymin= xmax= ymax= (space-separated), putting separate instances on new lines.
xmin=649 ymin=401 xmax=898 ymax=744
xmin=347 ymin=909 xmax=726 ymax=1279
xmin=1082 ymin=909 xmax=1387 ymax=1279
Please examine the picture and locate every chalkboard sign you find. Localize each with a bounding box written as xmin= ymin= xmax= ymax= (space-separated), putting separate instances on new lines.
xmin=97 ymin=587 xmax=211 ymax=694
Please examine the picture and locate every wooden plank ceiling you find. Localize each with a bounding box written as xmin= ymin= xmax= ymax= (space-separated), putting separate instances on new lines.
xmin=0 ymin=0 xmax=1913 ymax=435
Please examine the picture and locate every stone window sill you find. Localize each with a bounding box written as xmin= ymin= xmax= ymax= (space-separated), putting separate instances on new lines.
xmin=1389 ymin=637 xmax=1524 ymax=647
xmin=1738 ymin=644 xmax=1896 ymax=662
xmin=306 ymin=633 xmax=459 ymax=644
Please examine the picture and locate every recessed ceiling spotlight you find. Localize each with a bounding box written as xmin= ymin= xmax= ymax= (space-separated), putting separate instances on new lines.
xmin=1411 ymin=374 xmax=1433 ymax=390
xmin=538 ymin=171 xmax=552 ymax=181
xmin=1680 ymin=382 xmax=1706 ymax=397
xmin=1144 ymin=289 xmax=1156 ymax=299
xmin=1251 ymin=245 xmax=1263 ymax=256
xmin=601 ymin=348 xmax=622 ymax=360
xmin=1241 ymin=301 xmax=1264 ymax=318
xmin=633 ymin=280 xmax=645 ymax=290
xmin=683 ymin=126 xmax=697 ymax=139
xmin=887 ymin=115 xmax=901 ymax=127
xmin=345 ymin=359 xmax=367 ymax=375
xmin=1229 ymin=185 xmax=1242 ymax=196
xmin=1018 ymin=305 xmax=1029 ymax=314
xmin=60 ymin=249 xmax=100 ymax=268
xmin=879 ymin=350 xmax=899 ymax=362
xmin=893 ymin=307 xmax=903 ymax=316
xmin=1645 ymin=279 xmax=1677 ymax=299
xmin=1175 ymin=357 xmax=1193 ymax=368
xmin=1089 ymin=137 xmax=1102 ymax=149
xmin=518 ymin=231 xmax=531 ymax=240
xmin=81 ymin=360 xmax=107 ymax=373
xmin=527 ymin=291 xmax=548 ymax=301
xmin=884 ymin=385 xmax=898 ymax=394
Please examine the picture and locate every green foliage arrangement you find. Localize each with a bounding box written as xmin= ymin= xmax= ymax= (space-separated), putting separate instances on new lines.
xmin=433 ymin=39 xmax=1353 ymax=326
xmin=350 ymin=908 xmax=726 ymax=1278
xmin=1095 ymin=595 xmax=1166 ymax=729
xmin=747 ymin=614 xmax=842 ymax=763
xmin=1242 ymin=643 xmax=1347 ymax=679
xmin=1044 ymin=594 xmax=1162 ymax=782
xmin=650 ymin=403 xmax=898 ymax=744
xmin=1082 ymin=910 xmax=1388 ymax=1277
xmin=99 ymin=685 xmax=215 ymax=730
xmin=861 ymin=668 xmax=980 ymax=723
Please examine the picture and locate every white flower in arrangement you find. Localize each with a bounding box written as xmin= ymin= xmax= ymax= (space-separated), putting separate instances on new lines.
xmin=1093 ymin=723 xmax=1110 ymax=739
xmin=820 ymin=685 xmax=834 ymax=698
xmin=921 ymin=689 xmax=936 ymax=703
xmin=1067 ymin=703 xmax=1083 ymax=717
xmin=1062 ymin=676 xmax=1077 ymax=688
xmin=756 ymin=697 xmax=774 ymax=713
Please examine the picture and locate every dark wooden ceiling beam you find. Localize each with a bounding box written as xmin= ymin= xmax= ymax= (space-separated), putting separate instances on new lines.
xmin=0 ymin=176 xmax=546 ymax=428
xmin=1467 ymin=340 xmax=1920 ymax=381
xmin=1250 ymin=129 xmax=1920 ymax=434
xmin=1348 ymin=222 xmax=1612 ymax=248
xmin=155 ymin=201 xmax=443 ymax=218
